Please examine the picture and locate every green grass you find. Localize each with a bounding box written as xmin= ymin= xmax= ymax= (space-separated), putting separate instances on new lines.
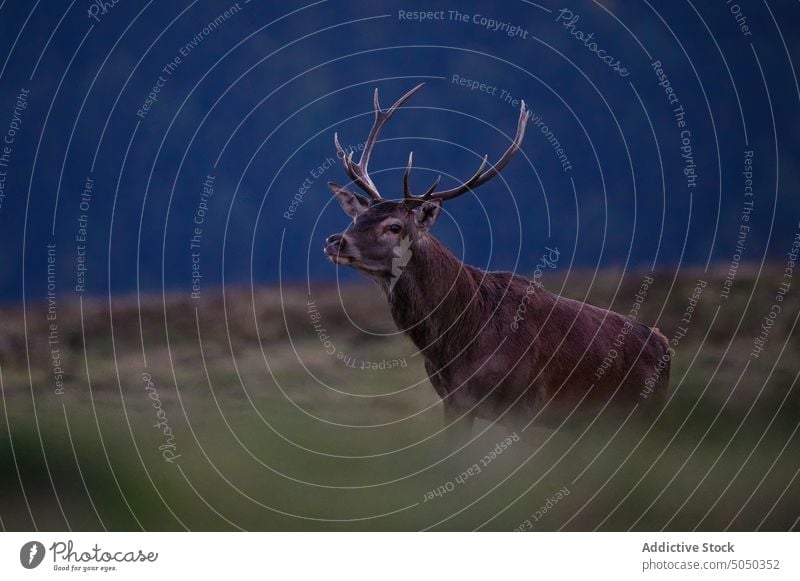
xmin=1 ymin=267 xmax=798 ymax=530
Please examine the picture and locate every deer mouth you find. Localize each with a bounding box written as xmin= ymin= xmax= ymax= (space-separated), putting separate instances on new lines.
xmin=327 ymin=252 xmax=354 ymax=265
xmin=324 ymin=245 xmax=357 ymax=266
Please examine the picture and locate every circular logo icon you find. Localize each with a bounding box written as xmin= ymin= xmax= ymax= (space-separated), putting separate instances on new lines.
xmin=19 ymin=541 xmax=45 ymax=569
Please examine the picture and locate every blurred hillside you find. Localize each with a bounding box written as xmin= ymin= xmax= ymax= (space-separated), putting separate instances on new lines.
xmin=1 ymin=1 xmax=799 ymax=301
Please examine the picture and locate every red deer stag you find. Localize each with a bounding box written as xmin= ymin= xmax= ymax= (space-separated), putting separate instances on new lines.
xmin=323 ymin=84 xmax=669 ymax=431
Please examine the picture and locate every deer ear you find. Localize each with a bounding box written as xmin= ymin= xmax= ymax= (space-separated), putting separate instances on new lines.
xmin=328 ymin=182 xmax=369 ymax=219
xmin=412 ymin=199 xmax=442 ymax=231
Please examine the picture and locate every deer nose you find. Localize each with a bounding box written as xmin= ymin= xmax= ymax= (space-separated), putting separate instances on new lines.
xmin=326 ymin=233 xmax=343 ymax=247
xmin=324 ymin=233 xmax=346 ymax=255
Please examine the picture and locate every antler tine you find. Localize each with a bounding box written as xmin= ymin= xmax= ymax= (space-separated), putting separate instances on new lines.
xmin=333 ymin=131 xmax=365 ymax=195
xmin=359 ymin=83 xmax=425 ymax=182
xmin=422 ymin=155 xmax=488 ymax=201
xmin=335 ymin=83 xmax=425 ymax=201
xmin=422 ymin=100 xmax=530 ymax=202
xmin=403 ymin=151 xmax=415 ymax=199
xmin=422 ymin=175 xmax=441 ymax=197
xmin=403 ymin=150 xmax=442 ymax=200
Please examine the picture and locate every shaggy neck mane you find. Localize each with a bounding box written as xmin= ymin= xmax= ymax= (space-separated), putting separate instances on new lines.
xmin=387 ymin=234 xmax=490 ymax=359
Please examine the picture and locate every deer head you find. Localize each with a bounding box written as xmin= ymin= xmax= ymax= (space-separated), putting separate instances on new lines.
xmin=324 ymin=84 xmax=530 ymax=285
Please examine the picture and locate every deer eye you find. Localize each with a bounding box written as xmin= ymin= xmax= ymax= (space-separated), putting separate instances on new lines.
xmin=387 ymin=224 xmax=402 ymax=234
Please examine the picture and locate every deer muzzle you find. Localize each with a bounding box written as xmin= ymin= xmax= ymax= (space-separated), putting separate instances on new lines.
xmin=324 ymin=233 xmax=354 ymax=265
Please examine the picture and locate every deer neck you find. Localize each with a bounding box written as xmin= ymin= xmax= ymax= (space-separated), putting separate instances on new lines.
xmin=386 ymin=234 xmax=480 ymax=354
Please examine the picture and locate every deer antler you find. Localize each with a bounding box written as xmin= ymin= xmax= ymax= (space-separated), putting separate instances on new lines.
xmin=403 ymin=100 xmax=531 ymax=202
xmin=334 ymin=83 xmax=425 ymax=201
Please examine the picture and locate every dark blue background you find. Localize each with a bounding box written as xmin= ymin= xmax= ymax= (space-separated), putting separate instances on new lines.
xmin=0 ymin=0 xmax=798 ymax=303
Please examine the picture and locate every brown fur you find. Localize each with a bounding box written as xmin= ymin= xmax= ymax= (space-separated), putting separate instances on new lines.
xmin=385 ymin=234 xmax=670 ymax=429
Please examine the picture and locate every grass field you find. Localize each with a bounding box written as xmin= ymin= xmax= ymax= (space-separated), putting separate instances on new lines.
xmin=1 ymin=266 xmax=798 ymax=530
